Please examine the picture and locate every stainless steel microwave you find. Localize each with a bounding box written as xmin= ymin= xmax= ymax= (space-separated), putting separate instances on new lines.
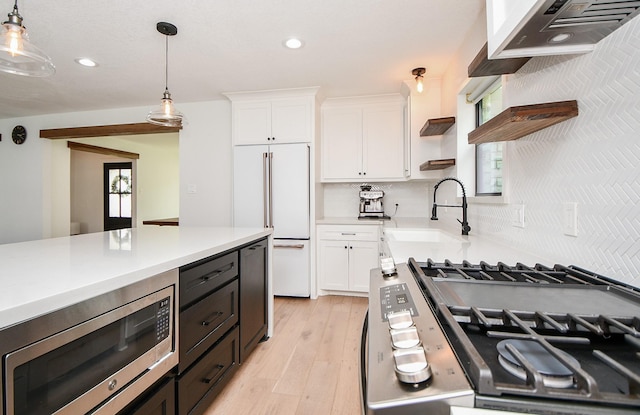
xmin=0 ymin=269 xmax=178 ymax=415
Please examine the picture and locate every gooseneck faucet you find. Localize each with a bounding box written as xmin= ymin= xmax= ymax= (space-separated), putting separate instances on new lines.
xmin=430 ymin=177 xmax=471 ymax=235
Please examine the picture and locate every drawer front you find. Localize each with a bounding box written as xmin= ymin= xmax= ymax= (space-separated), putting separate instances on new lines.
xmin=180 ymin=251 xmax=238 ymax=308
xmin=317 ymin=225 xmax=379 ymax=241
xmin=179 ymin=280 xmax=238 ymax=372
xmin=178 ymin=327 xmax=239 ymax=415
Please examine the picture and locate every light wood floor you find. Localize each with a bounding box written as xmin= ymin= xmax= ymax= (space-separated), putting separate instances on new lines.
xmin=204 ymin=295 xmax=368 ymax=415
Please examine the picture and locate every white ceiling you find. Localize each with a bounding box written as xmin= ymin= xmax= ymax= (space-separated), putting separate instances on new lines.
xmin=0 ymin=0 xmax=485 ymax=119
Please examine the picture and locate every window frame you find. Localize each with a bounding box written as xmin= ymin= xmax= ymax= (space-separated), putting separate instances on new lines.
xmin=474 ymin=79 xmax=503 ymax=197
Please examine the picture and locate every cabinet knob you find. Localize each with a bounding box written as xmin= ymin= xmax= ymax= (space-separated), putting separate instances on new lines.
xmin=344 ymin=246 xmax=348 ymax=249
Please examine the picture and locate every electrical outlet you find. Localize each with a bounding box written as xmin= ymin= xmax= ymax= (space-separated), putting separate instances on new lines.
xmin=513 ymin=204 xmax=525 ymax=228
xmin=563 ymin=202 xmax=578 ymax=237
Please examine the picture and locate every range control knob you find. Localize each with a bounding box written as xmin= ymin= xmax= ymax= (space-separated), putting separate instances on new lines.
xmin=393 ymin=347 xmax=432 ymax=384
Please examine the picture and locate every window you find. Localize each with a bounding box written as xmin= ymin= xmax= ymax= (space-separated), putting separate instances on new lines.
xmin=475 ymin=82 xmax=503 ymax=196
xmin=104 ymin=162 xmax=133 ymax=231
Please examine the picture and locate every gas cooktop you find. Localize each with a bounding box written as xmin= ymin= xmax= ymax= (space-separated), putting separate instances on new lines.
xmin=364 ymin=259 xmax=640 ymax=415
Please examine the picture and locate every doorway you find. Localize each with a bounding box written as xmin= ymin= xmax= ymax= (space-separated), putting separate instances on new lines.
xmin=104 ymin=162 xmax=133 ymax=231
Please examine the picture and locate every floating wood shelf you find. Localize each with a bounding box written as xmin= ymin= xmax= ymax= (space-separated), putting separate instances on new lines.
xmin=468 ymin=42 xmax=531 ymax=78
xmin=468 ymin=100 xmax=578 ymax=145
xmin=419 ymin=158 xmax=456 ymax=171
xmin=420 ymin=116 xmax=455 ymax=136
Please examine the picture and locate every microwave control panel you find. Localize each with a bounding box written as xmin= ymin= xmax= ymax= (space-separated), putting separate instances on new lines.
xmin=156 ymin=297 xmax=171 ymax=341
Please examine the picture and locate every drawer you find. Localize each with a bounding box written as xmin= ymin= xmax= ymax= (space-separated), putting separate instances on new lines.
xmin=180 ymin=251 xmax=238 ymax=308
xmin=317 ymin=225 xmax=379 ymax=242
xmin=179 ymin=280 xmax=238 ymax=373
xmin=178 ymin=326 xmax=239 ymax=415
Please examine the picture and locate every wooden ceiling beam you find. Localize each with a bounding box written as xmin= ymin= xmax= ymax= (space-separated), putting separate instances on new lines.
xmin=40 ymin=122 xmax=180 ymax=140
xmin=67 ymin=141 xmax=140 ymax=159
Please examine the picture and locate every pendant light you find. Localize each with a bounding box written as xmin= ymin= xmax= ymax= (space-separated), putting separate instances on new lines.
xmin=0 ymin=0 xmax=54 ymax=77
xmin=146 ymin=22 xmax=184 ymax=128
xmin=411 ymin=67 xmax=426 ymax=93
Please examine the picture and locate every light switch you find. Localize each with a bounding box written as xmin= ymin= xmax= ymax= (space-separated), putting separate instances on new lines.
xmin=513 ymin=204 xmax=525 ymax=228
xmin=187 ymin=184 xmax=197 ymax=194
xmin=563 ymin=202 xmax=578 ymax=237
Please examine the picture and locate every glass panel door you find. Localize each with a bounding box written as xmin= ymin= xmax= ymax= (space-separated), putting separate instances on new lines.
xmin=104 ymin=162 xmax=133 ymax=231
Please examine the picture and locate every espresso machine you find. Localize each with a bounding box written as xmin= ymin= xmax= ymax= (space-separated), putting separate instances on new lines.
xmin=358 ymin=185 xmax=390 ymax=219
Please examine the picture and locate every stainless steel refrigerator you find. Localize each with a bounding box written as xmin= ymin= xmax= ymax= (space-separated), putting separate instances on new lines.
xmin=233 ymin=143 xmax=310 ymax=297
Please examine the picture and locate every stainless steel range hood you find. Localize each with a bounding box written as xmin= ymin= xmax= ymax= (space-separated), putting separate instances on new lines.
xmin=487 ymin=0 xmax=640 ymax=59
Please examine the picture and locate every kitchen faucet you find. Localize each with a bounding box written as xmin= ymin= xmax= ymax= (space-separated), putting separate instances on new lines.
xmin=430 ymin=177 xmax=471 ymax=235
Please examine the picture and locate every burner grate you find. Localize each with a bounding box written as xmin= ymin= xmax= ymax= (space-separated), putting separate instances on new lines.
xmin=409 ymin=257 xmax=640 ymax=408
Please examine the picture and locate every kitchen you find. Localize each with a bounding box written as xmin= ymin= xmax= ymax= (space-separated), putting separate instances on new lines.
xmin=1 ymin=0 xmax=640 ymax=414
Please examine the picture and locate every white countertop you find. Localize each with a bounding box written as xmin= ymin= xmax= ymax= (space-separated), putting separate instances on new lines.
xmin=0 ymin=226 xmax=272 ymax=329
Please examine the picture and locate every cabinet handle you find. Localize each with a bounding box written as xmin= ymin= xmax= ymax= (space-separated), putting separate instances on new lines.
xmin=201 ymin=311 xmax=224 ymax=326
xmin=202 ymin=364 xmax=225 ymax=384
xmin=274 ymin=244 xmax=305 ymax=249
xmin=341 ymin=232 xmax=356 ymax=236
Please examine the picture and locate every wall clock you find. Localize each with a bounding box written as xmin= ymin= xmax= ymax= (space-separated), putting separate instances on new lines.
xmin=12 ymin=125 xmax=27 ymax=145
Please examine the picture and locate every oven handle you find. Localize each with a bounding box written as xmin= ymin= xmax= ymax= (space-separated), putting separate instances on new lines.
xmin=359 ymin=309 xmax=368 ymax=415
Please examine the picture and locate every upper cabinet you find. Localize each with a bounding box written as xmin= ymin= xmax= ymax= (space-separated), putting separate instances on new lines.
xmin=321 ymin=94 xmax=408 ymax=182
xmin=225 ymin=88 xmax=319 ymax=145
xmin=486 ymin=0 xmax=640 ymax=59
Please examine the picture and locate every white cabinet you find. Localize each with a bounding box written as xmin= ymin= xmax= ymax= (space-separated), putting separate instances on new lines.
xmin=229 ymin=93 xmax=316 ymax=145
xmin=321 ymin=94 xmax=407 ymax=182
xmin=317 ymin=225 xmax=380 ymax=293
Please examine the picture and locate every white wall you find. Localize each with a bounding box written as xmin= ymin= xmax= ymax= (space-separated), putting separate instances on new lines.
xmin=0 ymin=100 xmax=232 ymax=244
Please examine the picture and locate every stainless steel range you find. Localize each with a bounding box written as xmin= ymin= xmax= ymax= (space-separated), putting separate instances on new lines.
xmin=362 ymin=258 xmax=640 ymax=415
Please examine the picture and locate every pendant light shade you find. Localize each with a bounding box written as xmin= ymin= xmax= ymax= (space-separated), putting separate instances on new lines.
xmin=146 ymin=22 xmax=184 ymax=128
xmin=0 ymin=0 xmax=54 ymax=77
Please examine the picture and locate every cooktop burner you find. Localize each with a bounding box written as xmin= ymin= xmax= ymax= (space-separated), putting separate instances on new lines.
xmin=497 ymin=339 xmax=580 ymax=389
xmin=407 ymin=258 xmax=640 ymax=413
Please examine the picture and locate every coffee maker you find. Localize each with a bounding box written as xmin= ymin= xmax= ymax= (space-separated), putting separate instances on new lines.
xmin=358 ymin=185 xmax=390 ymax=219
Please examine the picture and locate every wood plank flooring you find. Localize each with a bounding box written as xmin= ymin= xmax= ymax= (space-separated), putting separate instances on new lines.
xmin=204 ymin=295 xmax=368 ymax=415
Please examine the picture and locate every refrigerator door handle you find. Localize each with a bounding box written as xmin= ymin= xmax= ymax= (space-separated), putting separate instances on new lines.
xmin=268 ymin=152 xmax=274 ymax=229
xmin=263 ymin=152 xmax=269 ymax=228
xmin=273 ymin=244 xmax=305 ymax=249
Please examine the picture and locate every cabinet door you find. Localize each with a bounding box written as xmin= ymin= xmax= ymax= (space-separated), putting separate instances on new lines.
xmin=362 ymin=104 xmax=405 ymax=180
xmin=348 ymin=240 xmax=379 ymax=293
xmin=271 ymin=98 xmax=313 ymax=143
xmin=321 ymin=107 xmax=362 ymax=180
xmin=233 ymin=101 xmax=272 ymax=145
xmin=239 ymin=238 xmax=268 ymax=362
xmin=318 ymin=240 xmax=350 ymax=291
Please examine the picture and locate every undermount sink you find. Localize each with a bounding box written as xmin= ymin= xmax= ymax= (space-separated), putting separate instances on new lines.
xmin=384 ymin=228 xmax=462 ymax=243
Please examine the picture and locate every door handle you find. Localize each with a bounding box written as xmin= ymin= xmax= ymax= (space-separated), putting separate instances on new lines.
xmin=273 ymin=244 xmax=305 ymax=249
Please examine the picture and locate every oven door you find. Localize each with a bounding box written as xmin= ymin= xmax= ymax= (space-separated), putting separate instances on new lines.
xmin=4 ymin=285 xmax=174 ymax=415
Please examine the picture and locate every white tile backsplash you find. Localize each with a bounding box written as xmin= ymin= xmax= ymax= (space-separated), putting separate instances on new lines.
xmin=465 ymin=16 xmax=640 ymax=286
xmin=322 ymin=181 xmax=434 ymax=219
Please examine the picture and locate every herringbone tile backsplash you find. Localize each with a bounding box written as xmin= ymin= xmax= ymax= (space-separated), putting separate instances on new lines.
xmin=472 ymin=16 xmax=640 ymax=286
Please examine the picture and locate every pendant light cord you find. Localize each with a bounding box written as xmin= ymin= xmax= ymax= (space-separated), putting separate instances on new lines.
xmin=164 ymin=35 xmax=169 ymax=92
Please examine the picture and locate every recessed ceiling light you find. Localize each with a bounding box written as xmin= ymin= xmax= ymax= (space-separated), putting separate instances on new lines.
xmin=284 ymin=38 xmax=304 ymax=49
xmin=75 ymin=58 xmax=98 ymax=67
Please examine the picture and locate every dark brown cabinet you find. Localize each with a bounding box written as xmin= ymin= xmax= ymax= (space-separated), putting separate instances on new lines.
xmin=117 ymin=378 xmax=176 ymax=415
xmin=239 ymin=238 xmax=268 ymax=362
xmin=172 ymin=237 xmax=268 ymax=415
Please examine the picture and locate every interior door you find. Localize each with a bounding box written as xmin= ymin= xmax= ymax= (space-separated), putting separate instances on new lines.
xmin=103 ymin=162 xmax=133 ymax=231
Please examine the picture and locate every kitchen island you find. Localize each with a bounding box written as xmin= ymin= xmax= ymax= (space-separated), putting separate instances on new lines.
xmin=0 ymin=226 xmax=272 ymax=415
xmin=0 ymin=226 xmax=272 ymax=330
